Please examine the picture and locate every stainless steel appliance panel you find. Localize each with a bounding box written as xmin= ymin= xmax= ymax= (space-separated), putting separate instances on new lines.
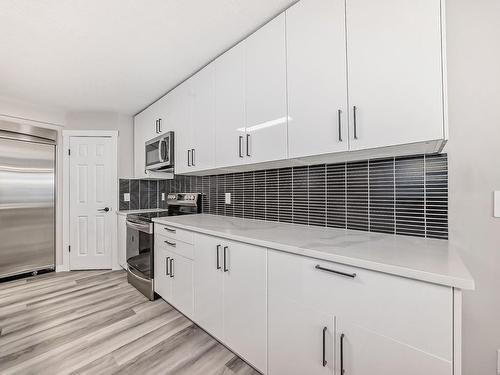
xmin=145 ymin=131 xmax=174 ymax=171
xmin=0 ymin=137 xmax=55 ymax=278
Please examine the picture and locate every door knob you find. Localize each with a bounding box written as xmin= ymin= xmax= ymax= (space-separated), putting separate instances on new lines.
xmin=98 ymin=207 xmax=110 ymax=212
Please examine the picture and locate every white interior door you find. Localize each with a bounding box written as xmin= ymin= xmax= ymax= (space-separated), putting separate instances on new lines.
xmin=69 ymin=136 xmax=117 ymax=269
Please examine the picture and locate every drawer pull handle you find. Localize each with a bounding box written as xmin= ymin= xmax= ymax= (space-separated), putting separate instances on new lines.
xmin=322 ymin=326 xmax=327 ymax=367
xmin=164 ymin=227 xmax=176 ymax=233
xmin=164 ymin=240 xmax=176 ymax=247
xmin=315 ymin=265 xmax=356 ymax=278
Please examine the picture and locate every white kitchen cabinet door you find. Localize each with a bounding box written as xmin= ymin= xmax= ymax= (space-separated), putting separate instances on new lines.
xmin=134 ymin=109 xmax=151 ymax=178
xmin=171 ymin=254 xmax=194 ymax=319
xmin=189 ymin=63 xmax=216 ymax=173
xmin=154 ymin=247 xmax=173 ymax=301
xmin=193 ymin=234 xmax=224 ymax=339
xmin=215 ymin=41 xmax=246 ymax=168
xmin=286 ymin=0 xmax=349 ymax=158
xmin=245 ymin=13 xmax=288 ymax=165
xmin=117 ymin=214 xmax=127 ymax=269
xmin=346 ymin=0 xmax=445 ymax=150
xmin=268 ymin=295 xmax=334 ymax=375
xmin=336 ymin=320 xmax=452 ymax=375
xmin=172 ymin=81 xmax=192 ymax=174
xmin=223 ymin=242 xmax=267 ymax=373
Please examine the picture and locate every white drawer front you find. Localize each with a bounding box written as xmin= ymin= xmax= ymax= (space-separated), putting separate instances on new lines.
xmin=268 ymin=250 xmax=453 ymax=361
xmin=156 ymin=235 xmax=194 ymax=260
xmin=155 ymin=224 xmax=194 ymax=244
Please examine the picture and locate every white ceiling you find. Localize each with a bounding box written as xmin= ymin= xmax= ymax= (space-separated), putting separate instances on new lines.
xmin=0 ymin=0 xmax=296 ymax=115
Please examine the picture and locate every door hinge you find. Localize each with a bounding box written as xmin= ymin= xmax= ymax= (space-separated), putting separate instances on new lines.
xmin=68 ymin=245 xmax=71 ymax=253
xmin=68 ymin=149 xmax=71 ymax=156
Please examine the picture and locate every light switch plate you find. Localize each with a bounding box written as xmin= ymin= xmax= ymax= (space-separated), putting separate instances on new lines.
xmin=161 ymin=193 xmax=165 ymax=201
xmin=225 ymin=193 xmax=231 ymax=205
xmin=123 ymin=193 xmax=130 ymax=202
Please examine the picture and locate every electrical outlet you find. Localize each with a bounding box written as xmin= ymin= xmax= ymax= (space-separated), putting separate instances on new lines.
xmin=123 ymin=193 xmax=130 ymax=202
xmin=225 ymin=193 xmax=231 ymax=205
xmin=161 ymin=193 xmax=165 ymax=201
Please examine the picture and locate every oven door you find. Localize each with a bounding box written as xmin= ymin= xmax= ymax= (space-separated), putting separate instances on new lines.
xmin=126 ymin=220 xmax=154 ymax=279
xmin=145 ymin=133 xmax=173 ymax=171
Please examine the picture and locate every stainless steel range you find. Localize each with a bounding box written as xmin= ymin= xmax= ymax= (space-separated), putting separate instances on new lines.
xmin=126 ymin=193 xmax=201 ymax=299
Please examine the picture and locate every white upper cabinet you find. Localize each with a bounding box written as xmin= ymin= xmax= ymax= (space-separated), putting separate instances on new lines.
xmin=176 ymin=64 xmax=216 ymax=174
xmin=346 ymin=0 xmax=445 ymax=150
xmin=173 ymin=81 xmax=191 ymax=174
xmin=215 ymin=41 xmax=246 ymax=168
xmin=190 ymin=63 xmax=216 ymax=172
xmin=286 ymin=0 xmax=349 ymax=159
xmin=245 ymin=13 xmax=288 ymax=164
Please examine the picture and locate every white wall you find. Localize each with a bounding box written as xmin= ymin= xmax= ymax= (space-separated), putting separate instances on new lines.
xmin=446 ymin=1 xmax=500 ymax=374
xmin=65 ymin=111 xmax=134 ymax=177
xmin=0 ymin=95 xmax=66 ymax=125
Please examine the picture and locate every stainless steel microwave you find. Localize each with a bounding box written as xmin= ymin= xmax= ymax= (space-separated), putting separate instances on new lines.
xmin=145 ymin=131 xmax=174 ymax=171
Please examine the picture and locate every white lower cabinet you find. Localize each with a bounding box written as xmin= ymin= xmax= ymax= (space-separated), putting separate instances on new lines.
xmin=268 ymin=249 xmax=453 ymax=375
xmin=117 ymin=214 xmax=127 ymax=269
xmin=154 ymin=237 xmax=194 ymax=319
xmin=154 ymin=246 xmax=173 ymax=301
xmin=155 ymin=229 xmax=457 ymax=375
xmin=268 ymin=295 xmax=335 ymax=375
xmin=194 ymin=234 xmax=267 ymax=373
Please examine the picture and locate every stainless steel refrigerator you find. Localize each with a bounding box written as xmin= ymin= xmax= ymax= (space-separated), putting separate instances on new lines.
xmin=0 ymin=120 xmax=56 ymax=279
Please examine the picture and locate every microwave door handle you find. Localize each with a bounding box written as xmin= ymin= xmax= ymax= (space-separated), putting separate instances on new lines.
xmin=158 ymin=139 xmax=164 ymax=162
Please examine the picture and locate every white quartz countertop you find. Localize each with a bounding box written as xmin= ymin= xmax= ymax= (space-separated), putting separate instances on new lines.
xmin=152 ymin=214 xmax=474 ymax=290
xmin=117 ymin=208 xmax=167 ymax=216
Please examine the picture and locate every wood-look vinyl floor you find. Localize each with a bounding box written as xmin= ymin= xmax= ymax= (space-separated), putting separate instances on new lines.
xmin=0 ymin=270 xmax=260 ymax=375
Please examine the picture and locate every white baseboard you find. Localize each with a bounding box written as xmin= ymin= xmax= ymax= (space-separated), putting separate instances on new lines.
xmin=55 ymin=265 xmax=69 ymax=272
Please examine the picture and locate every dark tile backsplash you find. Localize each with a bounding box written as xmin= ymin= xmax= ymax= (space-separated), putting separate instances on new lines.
xmin=119 ymin=153 xmax=448 ymax=239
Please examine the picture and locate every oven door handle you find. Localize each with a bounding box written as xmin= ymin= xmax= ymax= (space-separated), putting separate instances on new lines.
xmin=127 ymin=265 xmax=150 ymax=282
xmin=126 ymin=220 xmax=153 ymax=234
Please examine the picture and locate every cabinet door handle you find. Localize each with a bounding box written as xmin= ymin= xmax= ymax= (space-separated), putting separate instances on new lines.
xmin=165 ymin=256 xmax=170 ymax=276
xmin=164 ymin=240 xmax=176 ymax=247
xmin=315 ymin=265 xmax=356 ymax=278
xmin=238 ymin=136 xmax=243 ymax=158
xmin=322 ymin=326 xmax=327 ymax=367
xmin=187 ymin=149 xmax=191 ymax=167
xmin=246 ymin=134 xmax=251 ymax=157
xmin=155 ymin=119 xmax=158 ymax=134
xmin=216 ymin=244 xmax=221 ymax=270
xmin=223 ymin=246 xmax=229 ymax=272
xmin=353 ymin=106 xmax=358 ymax=140
xmin=169 ymin=258 xmax=174 ymax=278
xmin=340 ymin=333 xmax=345 ymax=374
xmin=191 ymin=148 xmax=195 ymax=166
xmin=338 ymin=109 xmax=342 ymax=142
xmin=158 ymin=118 xmax=162 ymax=133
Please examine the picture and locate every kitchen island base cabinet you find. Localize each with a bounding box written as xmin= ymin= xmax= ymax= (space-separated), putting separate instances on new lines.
xmin=194 ymin=234 xmax=267 ymax=374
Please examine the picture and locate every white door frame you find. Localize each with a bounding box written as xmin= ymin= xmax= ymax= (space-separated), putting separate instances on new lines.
xmin=61 ymin=130 xmax=119 ymax=271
